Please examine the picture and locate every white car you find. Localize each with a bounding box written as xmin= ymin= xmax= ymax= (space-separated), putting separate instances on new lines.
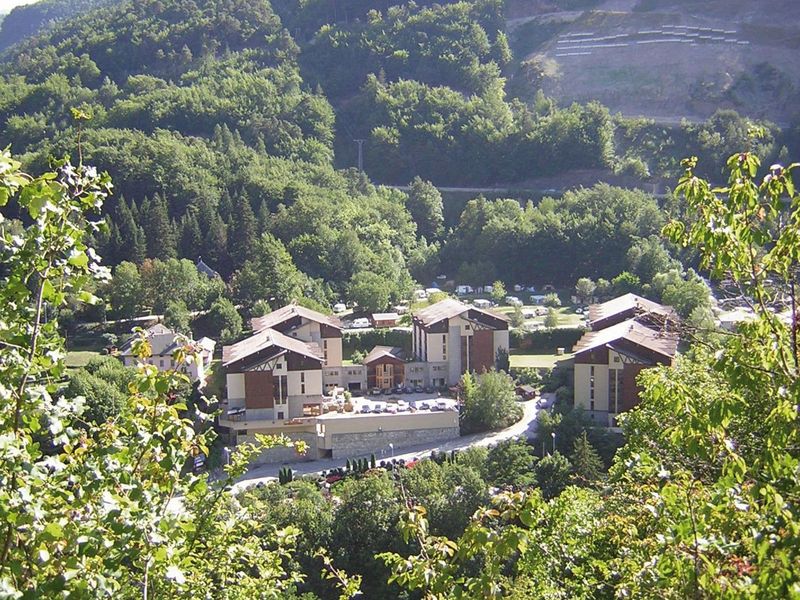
xmin=351 ymin=317 xmax=370 ymax=328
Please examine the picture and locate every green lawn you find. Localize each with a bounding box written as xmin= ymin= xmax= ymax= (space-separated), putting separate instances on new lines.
xmin=65 ymin=350 xmax=101 ymax=369
xmin=510 ymin=350 xmax=574 ymax=369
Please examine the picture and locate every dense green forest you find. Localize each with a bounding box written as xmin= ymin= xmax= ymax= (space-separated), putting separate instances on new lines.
xmin=1 ymin=146 xmax=799 ymax=598
xmin=0 ymin=0 xmax=791 ymax=322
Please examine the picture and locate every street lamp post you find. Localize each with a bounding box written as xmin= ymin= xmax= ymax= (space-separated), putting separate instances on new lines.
xmin=551 ymin=432 xmax=556 ymax=454
xmin=389 ymin=443 xmax=394 ymax=459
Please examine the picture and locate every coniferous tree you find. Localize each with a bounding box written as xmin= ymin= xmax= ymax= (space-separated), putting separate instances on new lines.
xmin=142 ymin=194 xmax=176 ymax=260
xmin=112 ymin=196 xmax=146 ymax=265
xmin=229 ymin=193 xmax=257 ymax=266
xmin=196 ymin=198 xmax=228 ymax=270
xmin=179 ymin=211 xmax=203 ymax=260
xmin=569 ymin=430 xmax=604 ymax=486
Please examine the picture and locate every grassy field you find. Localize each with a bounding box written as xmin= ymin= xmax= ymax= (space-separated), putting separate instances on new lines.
xmin=510 ymin=350 xmax=574 ymax=369
xmin=65 ymin=350 xmax=101 ymax=368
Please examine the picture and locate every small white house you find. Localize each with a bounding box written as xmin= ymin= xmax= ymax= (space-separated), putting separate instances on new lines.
xmin=333 ymin=302 xmax=347 ymax=313
xmin=118 ymin=324 xmax=215 ymax=384
xmin=530 ymin=294 xmax=548 ymax=305
xmin=473 ymin=299 xmax=493 ymax=309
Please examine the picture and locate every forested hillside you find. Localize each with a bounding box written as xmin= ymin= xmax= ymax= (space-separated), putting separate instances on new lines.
xmin=0 ymin=0 xmax=791 ymax=317
xmin=0 ymin=0 xmax=114 ymax=51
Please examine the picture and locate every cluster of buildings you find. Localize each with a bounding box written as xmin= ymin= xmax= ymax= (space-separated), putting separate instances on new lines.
xmin=118 ymin=291 xmax=680 ymax=462
xmin=217 ymin=298 xmax=509 ymax=462
xmin=572 ymin=293 xmax=679 ymax=427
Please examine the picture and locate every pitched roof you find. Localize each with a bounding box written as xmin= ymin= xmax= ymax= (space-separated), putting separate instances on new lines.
xmin=362 ymin=345 xmax=405 ymax=364
xmin=413 ymin=298 xmax=508 ymax=327
xmin=573 ymin=319 xmax=678 ymax=360
xmin=222 ymin=328 xmax=324 ymax=367
xmin=588 ymin=293 xmax=676 ymax=327
xmin=118 ymin=324 xmax=184 ymax=357
xmin=250 ymin=303 xmax=342 ymax=332
xmin=371 ymin=312 xmax=399 ymax=321
xmin=195 ymin=256 xmax=220 ymax=279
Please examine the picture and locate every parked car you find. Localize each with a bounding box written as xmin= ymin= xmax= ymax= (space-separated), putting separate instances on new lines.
xmin=384 ymin=405 xmax=398 ymax=414
xmin=360 ymin=404 xmax=371 ymax=414
xmin=352 ymin=317 xmax=370 ymax=328
xmin=402 ymin=386 xmax=414 ymax=394
xmin=397 ymin=400 xmax=409 ymax=412
xmin=575 ymin=307 xmax=584 ymax=314
xmin=372 ymin=403 xmax=384 ymax=414
xmin=424 ymin=386 xmax=435 ymax=394
xmin=370 ymin=388 xmax=381 ymax=395
xmin=413 ymin=385 xmax=424 ymax=393
xmin=382 ymin=388 xmax=393 ymax=395
xmin=436 ymin=400 xmax=449 ymax=411
xmin=392 ymin=386 xmax=404 ymax=394
xmin=419 ymin=401 xmax=431 ymax=410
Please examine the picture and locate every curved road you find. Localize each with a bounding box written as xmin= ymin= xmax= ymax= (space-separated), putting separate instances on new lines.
xmin=232 ymin=395 xmax=548 ymax=491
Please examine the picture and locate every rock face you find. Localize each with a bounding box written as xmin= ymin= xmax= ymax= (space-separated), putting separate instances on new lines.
xmin=509 ymin=0 xmax=800 ymax=122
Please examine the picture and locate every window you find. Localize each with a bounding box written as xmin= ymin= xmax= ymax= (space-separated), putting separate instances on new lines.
xmin=613 ymin=355 xmax=620 ymax=363
xmin=159 ymin=358 xmax=164 ymax=368
xmin=465 ymin=325 xmax=471 ymax=330
xmin=590 ymin=366 xmax=595 ymax=376
xmin=277 ymin=411 xmax=284 ymax=420
xmin=300 ymin=372 xmax=305 ymax=383
xmin=275 ymin=363 xmax=282 ymax=370
xmin=301 ymin=384 xmax=306 ymax=394
xmin=609 ymin=371 xmax=619 ymax=413
xmin=590 ymin=400 xmax=595 ymax=411
xmin=323 ymin=340 xmax=328 ymax=361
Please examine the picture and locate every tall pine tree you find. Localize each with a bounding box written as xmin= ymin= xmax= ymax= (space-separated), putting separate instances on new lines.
xmin=229 ymin=192 xmax=257 ymax=267
xmin=179 ymin=211 xmax=203 ymax=260
xmin=569 ymin=430 xmax=604 ymax=486
xmin=142 ymin=194 xmax=176 ymax=260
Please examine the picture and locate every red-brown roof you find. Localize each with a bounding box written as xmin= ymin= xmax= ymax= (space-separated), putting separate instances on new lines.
xmin=251 ymin=303 xmax=342 ymax=332
xmin=413 ymin=298 xmax=509 ymax=327
xmin=222 ymin=328 xmax=324 ymax=367
xmin=362 ymin=345 xmax=405 ymax=365
xmin=573 ymin=318 xmax=678 ymax=360
xmin=588 ymin=293 xmax=676 ymax=327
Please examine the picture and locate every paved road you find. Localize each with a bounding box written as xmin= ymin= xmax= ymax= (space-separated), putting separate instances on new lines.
xmin=232 ymin=395 xmax=549 ymax=491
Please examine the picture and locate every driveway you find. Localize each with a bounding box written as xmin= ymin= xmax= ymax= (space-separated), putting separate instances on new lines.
xmin=232 ymin=394 xmax=550 ymax=491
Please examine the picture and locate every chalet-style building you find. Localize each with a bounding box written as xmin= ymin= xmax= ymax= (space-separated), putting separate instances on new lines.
xmin=118 ymin=323 xmax=215 ymax=383
xmin=222 ymin=328 xmax=325 ymax=422
xmin=219 ymin=299 xmax=508 ymax=463
xmin=587 ymin=292 xmax=678 ymax=331
xmin=363 ymin=346 xmax=406 ymax=390
xmin=412 ymin=298 xmax=510 ymax=387
xmin=573 ymin=296 xmax=679 ymax=426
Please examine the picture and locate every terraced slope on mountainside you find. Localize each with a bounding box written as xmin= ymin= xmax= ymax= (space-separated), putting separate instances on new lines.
xmin=508 ymin=0 xmax=800 ymax=122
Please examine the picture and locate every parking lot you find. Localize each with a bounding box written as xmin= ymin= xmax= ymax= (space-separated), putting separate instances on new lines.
xmin=323 ymin=391 xmax=457 ymax=416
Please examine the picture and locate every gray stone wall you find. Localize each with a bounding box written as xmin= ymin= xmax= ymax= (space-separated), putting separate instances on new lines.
xmin=238 ymin=431 xmax=318 ymax=465
xmin=330 ymin=426 xmax=458 ymax=459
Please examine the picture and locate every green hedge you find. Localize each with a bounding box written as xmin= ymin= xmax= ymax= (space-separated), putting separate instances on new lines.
xmin=510 ymin=328 xmax=585 ymax=352
xmin=343 ymin=329 xmax=412 ymax=357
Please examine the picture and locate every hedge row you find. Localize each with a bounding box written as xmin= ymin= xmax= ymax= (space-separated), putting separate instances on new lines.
xmin=510 ymin=328 xmax=585 ymax=352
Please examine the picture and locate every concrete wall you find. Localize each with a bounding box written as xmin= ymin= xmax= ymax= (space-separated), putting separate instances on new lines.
xmin=322 ymin=337 xmax=343 ymax=368
xmin=316 ymin=411 xmax=459 ymax=458
xmin=227 ymin=373 xmax=245 ymax=406
xmin=329 ymin=427 xmax=459 ymax=459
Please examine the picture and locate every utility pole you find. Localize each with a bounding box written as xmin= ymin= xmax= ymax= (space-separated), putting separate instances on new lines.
xmin=354 ymin=139 xmax=365 ymax=171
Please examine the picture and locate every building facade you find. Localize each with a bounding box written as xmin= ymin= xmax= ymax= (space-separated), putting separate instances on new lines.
xmin=573 ymin=297 xmax=679 ymax=426
xmin=118 ymin=323 xmax=215 ymax=384
xmin=412 ymin=298 xmax=509 ymax=386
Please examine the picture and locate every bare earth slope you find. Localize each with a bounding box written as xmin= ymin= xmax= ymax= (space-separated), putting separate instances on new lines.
xmin=509 ymin=0 xmax=800 ymax=122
